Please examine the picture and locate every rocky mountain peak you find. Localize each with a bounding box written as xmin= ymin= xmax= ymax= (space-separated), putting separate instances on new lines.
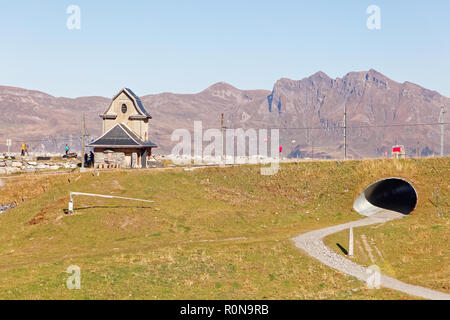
xmin=202 ymin=82 xmax=240 ymax=94
xmin=308 ymin=71 xmax=331 ymax=81
xmin=1 ymin=70 xmax=448 ymax=159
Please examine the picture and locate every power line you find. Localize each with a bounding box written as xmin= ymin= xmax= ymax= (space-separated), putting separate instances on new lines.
xmin=3 ymin=122 xmax=449 ymax=142
xmin=268 ymin=122 xmax=450 ymax=130
xmin=145 ymin=121 xmax=450 ymax=136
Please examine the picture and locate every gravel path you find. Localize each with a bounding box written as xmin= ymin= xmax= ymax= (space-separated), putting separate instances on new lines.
xmin=292 ymin=211 xmax=450 ymax=300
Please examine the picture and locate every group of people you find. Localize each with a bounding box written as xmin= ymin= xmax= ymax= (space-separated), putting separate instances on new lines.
xmin=19 ymin=143 xmax=94 ymax=167
xmin=84 ymin=151 xmax=95 ymax=167
xmin=21 ymin=143 xmax=29 ymax=156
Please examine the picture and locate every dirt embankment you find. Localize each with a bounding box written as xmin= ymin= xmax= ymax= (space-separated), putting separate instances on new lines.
xmin=0 ymin=174 xmax=68 ymax=216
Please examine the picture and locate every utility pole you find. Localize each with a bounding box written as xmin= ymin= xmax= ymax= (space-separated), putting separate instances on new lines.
xmin=81 ymin=114 xmax=86 ymax=170
xmin=416 ymin=141 xmax=420 ymax=159
xmin=344 ymin=104 xmax=347 ymax=160
xmin=6 ymin=139 xmax=11 ymax=155
xmin=441 ymin=105 xmax=445 ymax=157
xmin=221 ymin=113 xmax=226 ymax=163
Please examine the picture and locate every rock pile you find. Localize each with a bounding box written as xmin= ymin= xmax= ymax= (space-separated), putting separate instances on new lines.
xmin=0 ymin=202 xmax=18 ymax=215
xmin=0 ymin=157 xmax=79 ymax=175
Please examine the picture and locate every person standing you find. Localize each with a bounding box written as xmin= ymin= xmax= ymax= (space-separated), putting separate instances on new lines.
xmin=89 ymin=151 xmax=94 ymax=167
xmin=84 ymin=153 xmax=88 ymax=167
xmin=65 ymin=144 xmax=70 ymax=156
xmin=21 ymin=143 xmax=26 ymax=156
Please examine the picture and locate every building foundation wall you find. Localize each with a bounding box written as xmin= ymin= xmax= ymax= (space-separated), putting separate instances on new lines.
xmin=93 ymin=148 xmax=153 ymax=169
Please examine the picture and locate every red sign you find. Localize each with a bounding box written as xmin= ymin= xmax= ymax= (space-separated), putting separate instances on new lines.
xmin=392 ymin=147 xmax=402 ymax=153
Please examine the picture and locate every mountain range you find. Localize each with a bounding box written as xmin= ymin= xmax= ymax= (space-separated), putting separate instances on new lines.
xmin=0 ymin=69 xmax=448 ymax=158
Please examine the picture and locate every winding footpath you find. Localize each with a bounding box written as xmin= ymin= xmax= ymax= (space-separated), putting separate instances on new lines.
xmin=292 ymin=210 xmax=450 ymax=300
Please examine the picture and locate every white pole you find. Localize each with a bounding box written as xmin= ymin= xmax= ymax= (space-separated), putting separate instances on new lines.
xmin=6 ymin=139 xmax=11 ymax=155
xmin=349 ymin=227 xmax=354 ymax=257
xmin=68 ymin=192 xmax=154 ymax=214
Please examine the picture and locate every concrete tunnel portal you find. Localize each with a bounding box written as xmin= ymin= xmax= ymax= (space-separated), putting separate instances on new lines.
xmin=353 ymin=178 xmax=418 ymax=216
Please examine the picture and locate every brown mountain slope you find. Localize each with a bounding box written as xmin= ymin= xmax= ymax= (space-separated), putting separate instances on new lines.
xmin=0 ymin=70 xmax=448 ymax=157
xmin=0 ymin=86 xmax=108 ymax=153
xmin=140 ymin=82 xmax=271 ymax=152
xmin=264 ymin=69 xmax=449 ymax=158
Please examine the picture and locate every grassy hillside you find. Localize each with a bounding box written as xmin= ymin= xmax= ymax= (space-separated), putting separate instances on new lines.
xmin=0 ymin=158 xmax=448 ymax=299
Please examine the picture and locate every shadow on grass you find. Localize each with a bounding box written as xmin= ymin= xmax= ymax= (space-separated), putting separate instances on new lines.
xmin=336 ymin=243 xmax=348 ymax=255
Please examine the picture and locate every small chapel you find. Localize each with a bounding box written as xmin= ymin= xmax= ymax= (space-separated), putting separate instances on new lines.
xmin=88 ymin=88 xmax=158 ymax=168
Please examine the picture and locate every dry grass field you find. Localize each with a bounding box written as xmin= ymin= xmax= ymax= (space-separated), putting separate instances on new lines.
xmin=0 ymin=158 xmax=448 ymax=299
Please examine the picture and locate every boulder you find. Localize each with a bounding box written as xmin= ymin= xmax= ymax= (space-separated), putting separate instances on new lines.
xmin=6 ymin=167 xmax=20 ymax=174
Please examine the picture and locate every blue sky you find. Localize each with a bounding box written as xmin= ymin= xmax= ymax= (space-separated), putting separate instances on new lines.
xmin=0 ymin=0 xmax=449 ymax=98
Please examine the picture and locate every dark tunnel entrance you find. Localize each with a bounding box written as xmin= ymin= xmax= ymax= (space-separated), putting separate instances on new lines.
xmin=353 ymin=178 xmax=418 ymax=216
